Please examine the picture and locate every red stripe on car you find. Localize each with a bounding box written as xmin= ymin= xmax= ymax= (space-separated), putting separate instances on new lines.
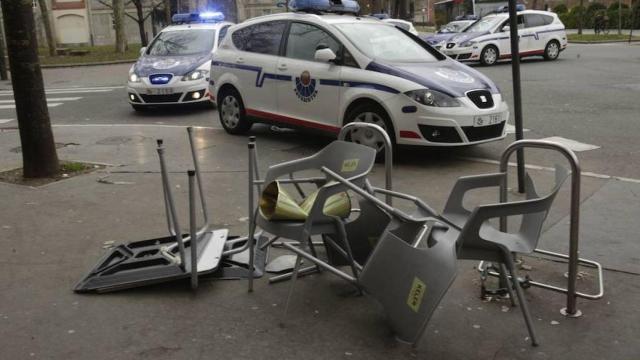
xmin=246 ymin=109 xmax=341 ymax=133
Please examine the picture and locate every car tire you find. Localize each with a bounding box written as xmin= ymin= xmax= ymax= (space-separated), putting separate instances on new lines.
xmin=344 ymin=101 xmax=396 ymax=162
xmin=480 ymin=45 xmax=499 ymax=66
xmin=543 ymin=40 xmax=560 ymax=61
xmin=131 ymin=104 xmax=148 ymax=112
xmin=217 ymin=87 xmax=251 ymax=135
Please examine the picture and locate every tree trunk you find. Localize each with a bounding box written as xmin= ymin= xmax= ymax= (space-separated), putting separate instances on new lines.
xmin=578 ymin=0 xmax=584 ymax=35
xmin=164 ymin=0 xmax=172 ymax=25
xmin=37 ymin=0 xmax=57 ymax=57
xmin=133 ymin=0 xmax=148 ymax=46
xmin=1 ymin=0 xmax=59 ymax=178
xmin=0 ymin=17 xmax=8 ymax=80
xmin=113 ymin=0 xmax=127 ymax=53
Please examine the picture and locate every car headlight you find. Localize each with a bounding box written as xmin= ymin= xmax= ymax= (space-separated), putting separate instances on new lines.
xmin=182 ymin=70 xmax=209 ymax=81
xmin=405 ymin=89 xmax=460 ymax=107
xmin=128 ymin=73 xmax=141 ymax=83
xmin=460 ymin=40 xmax=477 ymax=48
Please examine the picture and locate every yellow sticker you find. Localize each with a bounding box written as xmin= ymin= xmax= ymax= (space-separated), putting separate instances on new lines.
xmin=341 ymin=159 xmax=359 ymax=172
xmin=407 ymin=277 xmax=426 ymax=313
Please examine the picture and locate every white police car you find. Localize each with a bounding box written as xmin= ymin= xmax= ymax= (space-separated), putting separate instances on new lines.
xmin=127 ymin=12 xmax=233 ymax=111
xmin=441 ymin=10 xmax=567 ymax=66
xmin=209 ymin=0 xmax=509 ymax=149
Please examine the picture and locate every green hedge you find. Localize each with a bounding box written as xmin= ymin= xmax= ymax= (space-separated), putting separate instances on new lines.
xmin=559 ymin=3 xmax=640 ymax=29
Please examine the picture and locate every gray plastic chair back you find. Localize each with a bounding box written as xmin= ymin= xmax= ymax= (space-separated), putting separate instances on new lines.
xmin=258 ymin=141 xmax=377 ymax=239
xmin=359 ymin=218 xmax=458 ymax=344
xmin=446 ymin=165 xmax=569 ymax=258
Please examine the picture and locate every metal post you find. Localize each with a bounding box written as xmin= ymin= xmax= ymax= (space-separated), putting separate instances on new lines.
xmin=157 ymin=139 xmax=187 ymax=269
xmin=248 ymin=142 xmax=256 ymax=292
xmin=507 ymin=0 xmax=526 ymax=193
xmin=618 ymin=0 xmax=622 ymax=35
xmin=0 ymin=15 xmax=7 ymax=81
xmin=188 ymin=170 xmax=198 ymax=290
xmin=499 ymin=140 xmax=582 ymax=317
xmin=187 ymin=127 xmax=209 ymax=226
xmin=338 ymin=123 xmax=393 ymax=205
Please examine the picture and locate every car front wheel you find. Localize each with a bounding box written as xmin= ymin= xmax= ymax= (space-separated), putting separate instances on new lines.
xmin=543 ymin=40 xmax=560 ymax=61
xmin=218 ymin=88 xmax=251 ymax=135
xmin=344 ymin=102 xmax=396 ymax=162
xmin=480 ymin=45 xmax=499 ymax=66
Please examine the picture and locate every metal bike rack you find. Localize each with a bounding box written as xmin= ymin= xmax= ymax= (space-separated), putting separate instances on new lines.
xmin=480 ymin=139 xmax=604 ymax=317
xmin=338 ymin=122 xmax=393 ymax=205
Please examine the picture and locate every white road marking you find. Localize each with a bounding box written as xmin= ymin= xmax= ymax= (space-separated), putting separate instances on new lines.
xmin=0 ymin=86 xmax=122 ymax=96
xmin=0 ymin=103 xmax=62 ymax=109
xmin=0 ymin=118 xmax=13 ymax=124
xmin=538 ymin=136 xmax=600 ymax=152
xmin=0 ymin=97 xmax=82 ymax=104
xmin=505 ymin=123 xmax=530 ymax=134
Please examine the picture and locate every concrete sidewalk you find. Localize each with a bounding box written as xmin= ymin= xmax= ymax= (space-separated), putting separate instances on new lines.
xmin=0 ymin=125 xmax=638 ymax=359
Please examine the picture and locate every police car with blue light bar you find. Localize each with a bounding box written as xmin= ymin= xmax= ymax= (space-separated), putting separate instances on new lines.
xmin=210 ymin=0 xmax=509 ymax=149
xmin=127 ymin=12 xmax=233 ymax=110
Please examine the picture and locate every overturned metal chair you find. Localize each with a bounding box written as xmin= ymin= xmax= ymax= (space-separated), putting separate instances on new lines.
xmin=247 ymin=140 xmax=378 ymax=303
xmin=431 ymin=164 xmax=570 ymax=346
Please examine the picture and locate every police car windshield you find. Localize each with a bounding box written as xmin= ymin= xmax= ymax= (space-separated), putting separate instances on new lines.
xmin=335 ymin=23 xmax=438 ymax=63
xmin=463 ymin=17 xmax=502 ymax=33
xmin=147 ymin=29 xmax=216 ymax=56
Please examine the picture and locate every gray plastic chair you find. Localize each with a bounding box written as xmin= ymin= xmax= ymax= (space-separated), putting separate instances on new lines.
xmin=250 ymin=140 xmax=377 ymax=311
xmin=432 ymin=165 xmax=570 ymax=346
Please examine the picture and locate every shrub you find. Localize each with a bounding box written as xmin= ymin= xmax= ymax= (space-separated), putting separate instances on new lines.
xmin=553 ymin=4 xmax=568 ymax=14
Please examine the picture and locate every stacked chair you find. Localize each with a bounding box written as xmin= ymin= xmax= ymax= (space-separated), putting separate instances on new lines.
xmin=251 ymin=139 xmax=569 ymax=346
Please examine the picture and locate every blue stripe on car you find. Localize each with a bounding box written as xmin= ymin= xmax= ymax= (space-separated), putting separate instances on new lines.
xmin=212 ymin=61 xmax=401 ymax=94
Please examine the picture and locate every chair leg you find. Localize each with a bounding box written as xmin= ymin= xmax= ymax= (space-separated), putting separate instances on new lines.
xmin=505 ymin=254 xmax=539 ymax=346
xmin=499 ymin=263 xmax=516 ymax=307
xmin=283 ymin=254 xmax=303 ymax=319
xmin=247 ymin=211 xmax=258 ymax=293
xmin=333 ymin=217 xmax=359 ymax=279
xmin=306 ymin=237 xmax=322 ymax=273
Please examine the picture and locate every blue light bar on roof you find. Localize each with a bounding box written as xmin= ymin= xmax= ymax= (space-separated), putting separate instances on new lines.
xmin=288 ymin=0 xmax=360 ymax=14
xmin=171 ymin=12 xmax=225 ymax=24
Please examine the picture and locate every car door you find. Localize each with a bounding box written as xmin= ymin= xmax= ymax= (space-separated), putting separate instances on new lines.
xmin=274 ymin=22 xmax=343 ymax=132
xmin=229 ymin=21 xmax=286 ymax=115
xmin=497 ymin=15 xmax=526 ymax=56
xmin=524 ymin=14 xmax=548 ymax=54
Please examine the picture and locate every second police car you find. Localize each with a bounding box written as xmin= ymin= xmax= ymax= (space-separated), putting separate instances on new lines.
xmin=441 ymin=9 xmax=567 ymax=66
xmin=127 ymin=12 xmax=233 ymax=111
xmin=209 ymin=0 xmax=509 ymax=150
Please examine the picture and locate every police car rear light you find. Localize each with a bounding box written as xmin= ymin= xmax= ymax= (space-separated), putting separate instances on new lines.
xmin=289 ymin=0 xmax=360 ymax=14
xmin=172 ymin=12 xmax=224 ymax=24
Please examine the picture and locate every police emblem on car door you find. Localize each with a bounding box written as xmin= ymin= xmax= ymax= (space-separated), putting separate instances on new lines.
xmin=294 ymin=70 xmax=318 ymax=102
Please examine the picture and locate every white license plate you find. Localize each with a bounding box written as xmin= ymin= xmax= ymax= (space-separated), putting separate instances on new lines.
xmin=473 ymin=114 xmax=501 ymax=127
xmin=145 ymin=88 xmax=174 ymax=95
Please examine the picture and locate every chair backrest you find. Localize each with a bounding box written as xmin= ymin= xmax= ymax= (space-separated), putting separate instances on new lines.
xmin=264 ymin=140 xmax=377 ymax=184
xmin=359 ymin=218 xmax=458 ymax=344
xmin=460 ymin=165 xmax=569 ymax=253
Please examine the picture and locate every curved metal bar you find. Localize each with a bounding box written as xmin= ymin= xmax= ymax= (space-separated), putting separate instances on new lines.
xmin=338 ymin=122 xmax=393 ymax=205
xmin=498 ymin=139 xmax=585 ymax=316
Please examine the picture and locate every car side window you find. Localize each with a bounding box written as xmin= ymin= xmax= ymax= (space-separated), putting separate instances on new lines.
xmin=541 ymin=15 xmax=554 ymax=25
xmin=525 ymin=14 xmax=545 ymax=28
xmin=285 ymin=22 xmax=341 ymax=62
xmin=500 ymin=15 xmax=525 ymax=31
xmin=218 ymin=25 xmax=230 ymax=45
xmin=232 ymin=21 xmax=286 ymax=55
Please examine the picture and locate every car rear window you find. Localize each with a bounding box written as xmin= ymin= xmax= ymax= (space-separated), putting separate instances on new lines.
xmin=232 ymin=21 xmax=286 ymax=55
xmin=147 ymin=29 xmax=216 ymax=56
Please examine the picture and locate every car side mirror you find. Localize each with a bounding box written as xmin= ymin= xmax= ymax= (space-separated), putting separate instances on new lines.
xmin=314 ymin=48 xmax=337 ymax=63
xmin=502 ymin=26 xmax=510 ymax=32
xmin=139 ymin=47 xmax=147 ymax=56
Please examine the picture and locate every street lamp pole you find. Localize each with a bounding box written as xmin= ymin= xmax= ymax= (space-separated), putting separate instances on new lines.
xmin=507 ymin=0 xmax=526 ymax=193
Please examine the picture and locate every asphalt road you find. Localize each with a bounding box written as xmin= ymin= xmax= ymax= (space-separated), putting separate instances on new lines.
xmin=1 ymin=42 xmax=639 ymax=178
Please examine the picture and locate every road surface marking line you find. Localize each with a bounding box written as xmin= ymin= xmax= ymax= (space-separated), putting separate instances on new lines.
xmin=0 ymin=97 xmax=82 ymax=103
xmin=505 ymin=124 xmax=530 ymax=134
xmin=538 ymin=136 xmax=600 ymax=152
xmin=0 ymin=103 xmax=63 ymax=109
xmin=0 ymin=89 xmax=115 ymax=96
xmin=0 ymin=118 xmax=13 ymax=124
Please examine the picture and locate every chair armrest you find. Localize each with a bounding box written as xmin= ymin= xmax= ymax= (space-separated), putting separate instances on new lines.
xmin=263 ymin=156 xmax=322 ymax=184
xmin=443 ymin=173 xmax=506 ymax=225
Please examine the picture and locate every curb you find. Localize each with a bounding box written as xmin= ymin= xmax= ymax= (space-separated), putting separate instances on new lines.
xmin=569 ymin=39 xmax=640 ymax=44
xmin=40 ymin=59 xmax=137 ymax=69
